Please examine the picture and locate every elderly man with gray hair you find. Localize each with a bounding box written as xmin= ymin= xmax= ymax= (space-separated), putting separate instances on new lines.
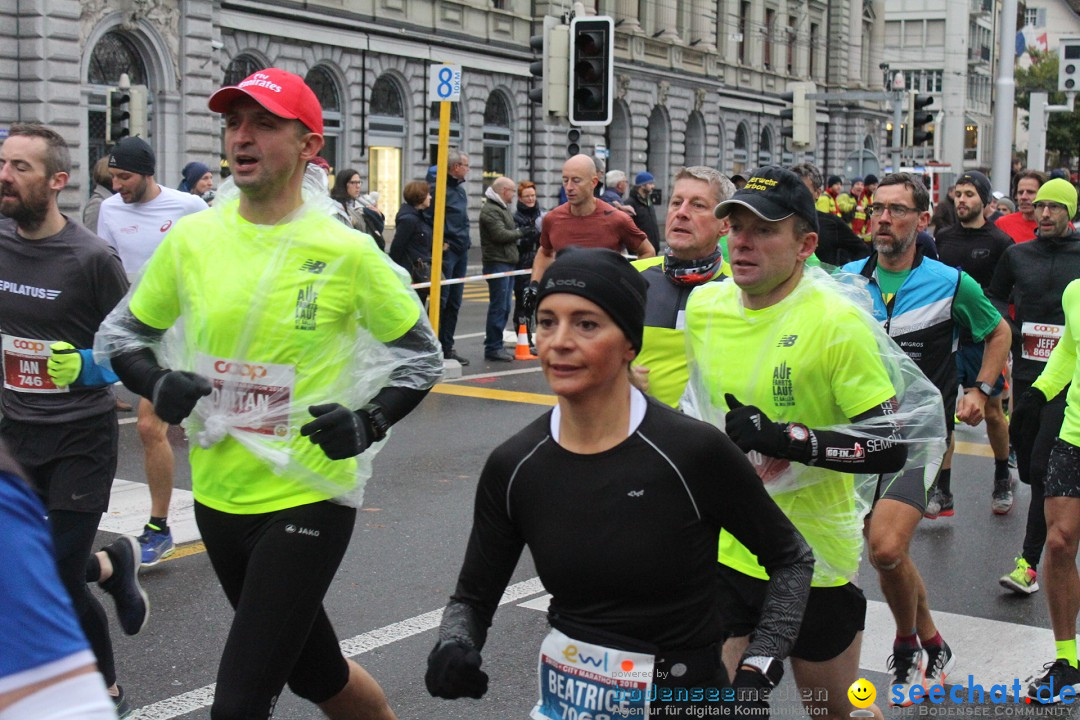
xmin=479 ymin=176 xmax=532 ymax=361
xmin=601 ymin=169 xmax=635 ymax=216
xmin=790 ymin=162 xmax=869 ymax=266
xmin=630 ymin=166 xmax=736 ymax=407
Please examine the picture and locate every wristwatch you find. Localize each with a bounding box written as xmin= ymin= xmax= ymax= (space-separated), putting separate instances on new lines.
xmin=972 ymin=381 xmax=995 ymax=397
xmin=785 ymin=422 xmax=811 ymax=457
xmin=740 ymin=656 xmax=784 ymax=687
xmin=360 ymin=403 xmax=390 ymax=442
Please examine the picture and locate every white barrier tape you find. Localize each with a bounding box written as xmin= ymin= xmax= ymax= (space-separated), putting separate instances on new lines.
xmin=412 ymin=267 xmax=531 ymax=289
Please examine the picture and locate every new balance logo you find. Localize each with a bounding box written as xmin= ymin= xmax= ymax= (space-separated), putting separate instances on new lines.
xmin=300 ymin=259 xmax=327 ymax=274
xmin=776 ymin=335 xmax=798 ymax=347
xmin=627 ymin=489 xmax=645 ymax=497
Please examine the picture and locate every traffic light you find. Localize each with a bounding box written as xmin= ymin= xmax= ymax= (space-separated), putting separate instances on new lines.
xmin=906 ymin=91 xmax=934 ymax=146
xmin=106 ymin=87 xmax=130 ymax=143
xmin=779 ymin=81 xmax=816 ymax=149
xmin=128 ymin=84 xmax=148 ymax=138
xmin=567 ymin=128 xmax=581 ymax=157
xmin=1059 ymin=38 xmax=1080 ymax=91
xmin=529 ymin=16 xmax=569 ymax=121
xmin=568 ymin=15 xmax=614 ymax=126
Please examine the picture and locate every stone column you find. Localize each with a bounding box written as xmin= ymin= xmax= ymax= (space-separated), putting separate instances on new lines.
xmin=690 ymin=0 xmax=717 ymax=50
xmin=614 ymin=0 xmax=641 ymax=34
xmin=655 ymin=0 xmax=681 ymax=42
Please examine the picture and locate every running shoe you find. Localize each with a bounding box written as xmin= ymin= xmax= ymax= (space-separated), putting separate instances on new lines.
xmin=924 ymin=487 xmax=954 ymax=519
xmin=1008 ymin=447 xmax=1018 ymax=469
xmin=113 ymin=685 xmax=133 ymax=719
xmin=138 ymin=526 xmax=175 ymax=566
xmin=1000 ymin=557 xmax=1040 ymax=595
xmin=100 ymin=535 xmax=150 ymax=635
xmin=992 ymin=476 xmax=1014 ymax=515
xmin=888 ymin=647 xmax=926 ymax=706
xmin=1028 ymin=659 xmax=1080 ymax=704
xmin=925 ymin=642 xmax=956 ymax=689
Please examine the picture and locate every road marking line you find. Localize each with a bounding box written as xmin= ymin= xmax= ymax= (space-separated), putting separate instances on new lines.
xmin=515 ymin=593 xmax=1052 ymax=688
xmin=131 ymin=577 xmax=545 ymax=720
xmin=442 ymin=366 xmax=544 ymax=383
xmin=955 ymin=440 xmax=994 ymax=458
xmin=431 ymin=383 xmax=556 ymax=406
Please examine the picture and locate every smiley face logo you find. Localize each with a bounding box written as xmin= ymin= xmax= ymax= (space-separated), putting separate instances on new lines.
xmin=848 ymin=678 xmax=876 ymax=708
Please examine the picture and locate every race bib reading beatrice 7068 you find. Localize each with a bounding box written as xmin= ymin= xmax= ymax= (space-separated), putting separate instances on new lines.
xmin=531 ymin=628 xmax=654 ymax=720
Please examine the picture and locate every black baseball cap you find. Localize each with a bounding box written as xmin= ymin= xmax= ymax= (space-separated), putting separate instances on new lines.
xmin=714 ymin=165 xmax=819 ymax=233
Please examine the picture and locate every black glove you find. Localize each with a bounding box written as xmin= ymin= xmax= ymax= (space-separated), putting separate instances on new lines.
xmin=1010 ymin=388 xmax=1048 ymax=482
xmin=425 ymin=640 xmax=489 ymax=699
xmin=300 ymin=403 xmax=373 ymax=460
xmin=724 ymin=393 xmax=791 ymax=457
xmin=152 ymin=371 xmax=212 ymax=425
xmin=521 ymin=280 xmax=540 ymax=318
xmin=731 ymin=668 xmax=774 ymax=714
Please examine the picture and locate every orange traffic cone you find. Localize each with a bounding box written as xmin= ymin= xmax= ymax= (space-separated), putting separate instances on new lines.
xmin=514 ymin=324 xmax=537 ymax=360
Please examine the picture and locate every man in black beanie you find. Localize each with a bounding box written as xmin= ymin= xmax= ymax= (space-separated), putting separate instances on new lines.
xmin=934 ymin=170 xmax=1015 ymax=516
xmin=97 ymin=135 xmax=208 ymax=566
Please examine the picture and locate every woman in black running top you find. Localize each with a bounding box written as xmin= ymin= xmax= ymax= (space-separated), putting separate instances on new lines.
xmin=425 ymin=247 xmax=814 ymax=718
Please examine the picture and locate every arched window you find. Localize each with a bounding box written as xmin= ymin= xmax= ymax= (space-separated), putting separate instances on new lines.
xmin=370 ymin=74 xmax=408 ymax=228
xmin=733 ymin=122 xmax=750 ymax=174
xmin=88 ymin=31 xmax=147 ymax=86
xmin=482 ymin=92 xmax=512 ymax=190
xmin=305 ymin=66 xmax=343 ymax=171
xmin=758 ymin=126 xmax=774 ymax=166
xmin=685 ymin=112 xmax=706 ymax=167
xmin=87 ymin=31 xmax=150 ymax=169
xmin=223 ymin=54 xmax=264 ymax=86
xmin=428 ymin=101 xmax=462 ymax=164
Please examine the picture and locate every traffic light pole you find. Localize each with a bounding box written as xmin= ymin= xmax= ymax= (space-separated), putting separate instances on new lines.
xmin=1026 ymin=91 xmax=1076 ymax=172
xmin=891 ymin=89 xmax=905 ymax=174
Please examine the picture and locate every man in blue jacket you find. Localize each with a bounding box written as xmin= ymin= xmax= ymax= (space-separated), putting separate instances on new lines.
xmin=425 ymin=149 xmax=472 ymax=365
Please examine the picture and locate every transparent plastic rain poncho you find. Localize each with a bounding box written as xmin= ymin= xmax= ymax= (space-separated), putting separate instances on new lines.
xmin=94 ymin=166 xmax=443 ymax=507
xmin=681 ymin=266 xmax=947 ymax=585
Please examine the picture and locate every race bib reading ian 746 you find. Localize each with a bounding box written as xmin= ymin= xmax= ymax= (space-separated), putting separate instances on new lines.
xmin=531 ymin=628 xmax=654 ymax=720
xmin=195 ymin=354 xmax=295 ymax=440
xmin=2 ymin=335 xmax=67 ymax=393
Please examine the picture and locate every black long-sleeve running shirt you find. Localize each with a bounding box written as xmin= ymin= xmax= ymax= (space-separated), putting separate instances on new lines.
xmin=449 ymin=397 xmax=813 ymax=659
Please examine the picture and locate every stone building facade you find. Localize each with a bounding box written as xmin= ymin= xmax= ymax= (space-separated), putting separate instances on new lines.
xmin=3 ymin=0 xmax=889 ymax=227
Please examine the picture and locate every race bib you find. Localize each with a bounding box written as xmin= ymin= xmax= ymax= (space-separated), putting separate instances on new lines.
xmin=1021 ymin=322 xmax=1064 ymax=362
xmin=531 ymin=628 xmax=654 ymax=720
xmin=746 ymin=449 xmax=791 ymax=485
xmin=195 ymin=354 xmax=295 ymax=439
xmin=2 ymin=335 xmax=67 ymax=394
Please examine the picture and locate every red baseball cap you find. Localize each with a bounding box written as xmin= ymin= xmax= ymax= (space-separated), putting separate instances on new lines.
xmin=208 ymin=68 xmax=324 ymax=135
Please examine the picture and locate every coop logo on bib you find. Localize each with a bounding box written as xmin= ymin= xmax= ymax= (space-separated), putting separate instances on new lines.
xmin=2 ymin=334 xmax=66 ymax=393
xmin=196 ymin=354 xmax=295 ymax=439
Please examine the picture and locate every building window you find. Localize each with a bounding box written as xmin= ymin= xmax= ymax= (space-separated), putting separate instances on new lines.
xmin=369 ymin=74 xmax=407 ymax=230
xmin=87 ymin=31 xmax=150 ymax=169
xmin=964 ymin=122 xmax=978 ymax=162
xmin=809 ymin=23 xmax=819 ymax=79
xmin=733 ymin=122 xmax=750 ymax=174
xmin=223 ymin=54 xmax=264 ymax=86
xmin=787 ymin=16 xmax=796 ymax=74
xmin=482 ymin=92 xmax=512 ymax=191
xmin=428 ymin=101 xmax=462 ymax=164
xmin=739 ymin=2 xmax=750 ymax=64
xmin=305 ymin=66 xmax=343 ymax=172
xmin=763 ymin=8 xmax=775 ymax=69
xmin=758 ymin=126 xmax=774 ymax=166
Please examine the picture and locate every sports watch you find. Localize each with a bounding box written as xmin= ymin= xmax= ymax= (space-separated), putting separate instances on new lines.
xmin=785 ymin=422 xmax=811 ymax=456
xmin=360 ymin=403 xmax=390 ymax=442
xmin=973 ymin=381 xmax=995 ymax=397
xmin=740 ymin=655 xmax=784 ymax=687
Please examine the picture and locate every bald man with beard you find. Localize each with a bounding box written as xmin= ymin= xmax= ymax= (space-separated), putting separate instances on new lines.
xmin=524 ymin=155 xmax=654 ymax=310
